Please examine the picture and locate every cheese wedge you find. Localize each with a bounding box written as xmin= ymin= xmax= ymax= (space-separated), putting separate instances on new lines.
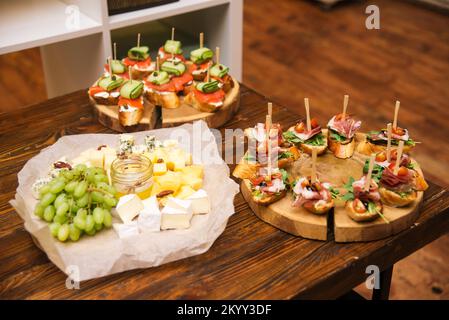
xmin=181 ymin=174 xmax=203 ymax=190
xmin=175 ymin=185 xmax=196 ymax=199
xmin=153 ymin=162 xmax=167 ymax=176
xmin=116 ymin=194 xmax=144 ymax=224
xmin=113 ymin=222 xmax=139 ymax=238
xmin=187 ymin=189 xmax=211 ymax=215
xmin=161 ymin=198 xmax=193 ymax=230
xmin=138 ymin=196 xmax=161 ymax=232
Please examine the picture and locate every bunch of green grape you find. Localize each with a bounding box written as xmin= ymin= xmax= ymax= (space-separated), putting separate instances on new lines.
xmin=33 ymin=164 xmax=118 ymax=242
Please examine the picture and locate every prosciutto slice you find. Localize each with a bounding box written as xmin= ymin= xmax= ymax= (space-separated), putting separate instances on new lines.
xmin=292 ymin=124 xmax=322 ymax=141
xmin=370 ymin=128 xmax=410 ymax=142
xmin=352 ymin=176 xmax=381 ymax=202
xmin=327 ymin=114 xmax=361 ymax=139
xmin=380 ymin=167 xmax=414 ymax=192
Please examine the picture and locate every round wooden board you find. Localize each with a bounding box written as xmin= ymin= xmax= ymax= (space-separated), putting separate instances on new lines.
xmin=241 ymin=132 xmax=425 ymax=242
xmin=90 ymin=77 xmax=240 ymax=132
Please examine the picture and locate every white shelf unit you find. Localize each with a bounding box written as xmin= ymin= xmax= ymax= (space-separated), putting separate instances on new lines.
xmin=0 ymin=0 xmax=242 ymax=98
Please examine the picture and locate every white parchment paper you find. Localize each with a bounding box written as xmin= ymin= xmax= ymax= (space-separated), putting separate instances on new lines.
xmin=10 ymin=121 xmax=239 ymax=281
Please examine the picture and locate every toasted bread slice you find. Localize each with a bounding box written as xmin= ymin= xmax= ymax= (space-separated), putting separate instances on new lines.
xmin=184 ymin=91 xmax=223 ymax=113
xmin=379 ymin=187 xmax=417 ymax=207
xmin=345 ymin=200 xmax=381 ymax=222
xmin=118 ymin=106 xmax=143 ymax=126
xmin=303 ymin=199 xmax=334 ymax=215
xmin=90 ymin=93 xmax=120 ymax=106
xmin=328 ymin=136 xmax=355 ymax=159
xmin=145 ymin=90 xmax=180 ymax=109
xmin=252 ymin=189 xmax=287 ymax=206
xmin=300 ymin=142 xmax=328 ymax=156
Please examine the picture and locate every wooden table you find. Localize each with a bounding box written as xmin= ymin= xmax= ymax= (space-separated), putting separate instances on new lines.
xmin=1 ymin=85 xmax=449 ymax=299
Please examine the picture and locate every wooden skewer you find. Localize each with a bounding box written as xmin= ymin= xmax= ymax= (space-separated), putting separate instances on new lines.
xmin=206 ymin=65 xmax=210 ymax=82
xmin=199 ymin=32 xmax=204 ymax=48
xmin=364 ymin=154 xmax=376 ymax=191
xmin=156 ymin=57 xmax=160 ymax=72
xmin=304 ymin=98 xmax=311 ymax=131
xmin=311 ymin=148 xmax=317 ymax=183
xmin=394 ymin=141 xmax=404 ymax=175
xmin=128 ymin=67 xmax=132 ymax=81
xmin=393 ymin=100 xmax=400 ymax=129
xmin=267 ymin=102 xmax=272 ymax=117
xmin=137 ymin=33 xmax=141 ymax=48
xmin=108 ymin=56 xmax=113 ymax=76
xmin=113 ymin=43 xmax=117 ymax=61
xmin=171 ymin=27 xmax=175 ymax=41
xmin=266 ymin=114 xmax=272 ymax=178
xmin=386 ymin=123 xmax=393 ymax=162
xmin=215 ymin=46 xmax=220 ymax=66
xmin=342 ymin=94 xmax=349 ymax=118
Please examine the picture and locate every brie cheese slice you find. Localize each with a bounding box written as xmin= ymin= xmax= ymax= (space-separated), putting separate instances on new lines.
xmin=187 ymin=189 xmax=211 ymax=215
xmin=138 ymin=196 xmax=161 ymax=232
xmin=161 ymin=198 xmax=193 ymax=230
xmin=113 ymin=222 xmax=139 ymax=238
xmin=116 ymin=194 xmax=144 ymax=224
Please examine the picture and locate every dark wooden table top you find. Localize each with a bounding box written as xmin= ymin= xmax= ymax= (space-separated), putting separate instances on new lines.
xmin=1 ymin=85 xmax=449 ymax=299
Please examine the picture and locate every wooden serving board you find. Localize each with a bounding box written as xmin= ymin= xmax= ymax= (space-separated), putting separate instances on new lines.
xmin=90 ymin=77 xmax=240 ymax=132
xmin=241 ymin=133 xmax=425 ymax=242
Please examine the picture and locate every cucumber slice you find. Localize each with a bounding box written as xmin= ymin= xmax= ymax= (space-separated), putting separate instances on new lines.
xmin=111 ymin=60 xmax=126 ymax=74
xmin=98 ymin=75 xmax=124 ymax=91
xmin=128 ymin=46 xmax=149 ymax=61
xmin=164 ymin=40 xmax=182 ymax=54
xmin=148 ymin=71 xmax=170 ymax=85
xmin=120 ymin=80 xmax=144 ymax=99
xmin=196 ymin=80 xmax=220 ymax=93
xmin=190 ymin=47 xmax=213 ymax=64
xmin=210 ymin=64 xmax=229 ymax=78
xmin=161 ymin=60 xmax=186 ymax=76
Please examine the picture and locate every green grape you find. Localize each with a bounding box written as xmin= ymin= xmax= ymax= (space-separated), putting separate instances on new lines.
xmin=93 ymin=207 xmax=105 ymax=224
xmin=54 ymin=193 xmax=67 ymax=208
xmin=50 ymin=180 xmax=66 ymax=194
xmin=103 ymin=196 xmax=117 ymax=208
xmin=96 ymin=182 xmax=116 ymax=196
xmin=74 ymin=164 xmax=87 ymax=173
xmin=53 ymin=214 xmax=68 ymax=225
xmin=62 ymin=170 xmax=74 ymax=180
xmin=41 ymin=192 xmax=56 ymax=207
xmin=74 ymin=181 xmax=88 ymax=198
xmin=91 ymin=191 xmax=104 ymax=203
xmin=56 ymin=202 xmax=69 ymax=216
xmin=94 ymin=222 xmax=103 ymax=231
xmin=73 ymin=215 xmax=86 ymax=230
xmin=34 ymin=203 xmax=45 ymax=218
xmin=85 ymin=215 xmax=95 ymax=232
xmin=64 ymin=180 xmax=78 ymax=194
xmin=57 ymin=224 xmax=70 ymax=242
xmin=76 ymin=193 xmax=89 ymax=208
xmin=94 ymin=174 xmax=109 ymax=184
xmin=70 ymin=203 xmax=80 ymax=214
xmin=49 ymin=222 xmax=61 ymax=237
xmin=103 ymin=210 xmax=112 ymax=228
xmin=93 ymin=167 xmax=106 ymax=175
xmin=43 ymin=205 xmax=56 ymax=222
xmin=39 ymin=184 xmax=51 ymax=196
xmin=76 ymin=208 xmax=88 ymax=218
xmin=69 ymin=224 xmax=81 ymax=241
xmin=85 ymin=227 xmax=96 ymax=236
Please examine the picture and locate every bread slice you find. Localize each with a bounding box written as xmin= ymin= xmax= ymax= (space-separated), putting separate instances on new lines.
xmin=345 ymin=200 xmax=381 ymax=222
xmin=356 ymin=140 xmax=414 ymax=156
xmin=145 ymin=90 xmax=180 ymax=109
xmin=379 ymin=187 xmax=417 ymax=207
xmin=91 ymin=94 xmax=120 ymax=106
xmin=184 ymin=91 xmax=223 ymax=113
xmin=303 ymin=199 xmax=334 ymax=215
xmin=118 ymin=106 xmax=143 ymax=126
xmin=328 ymin=136 xmax=355 ymax=159
xmin=252 ymin=189 xmax=287 ymax=206
xmin=300 ymin=141 xmax=328 ymax=156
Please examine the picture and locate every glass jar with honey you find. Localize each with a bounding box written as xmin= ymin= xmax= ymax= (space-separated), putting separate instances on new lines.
xmin=111 ymin=154 xmax=153 ymax=199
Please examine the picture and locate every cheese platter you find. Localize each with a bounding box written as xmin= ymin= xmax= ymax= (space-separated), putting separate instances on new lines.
xmin=234 ymin=98 xmax=428 ymax=242
xmin=89 ymin=30 xmax=240 ymax=132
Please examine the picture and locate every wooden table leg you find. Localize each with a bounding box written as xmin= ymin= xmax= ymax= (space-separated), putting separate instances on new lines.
xmin=372 ymin=265 xmax=394 ymax=300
